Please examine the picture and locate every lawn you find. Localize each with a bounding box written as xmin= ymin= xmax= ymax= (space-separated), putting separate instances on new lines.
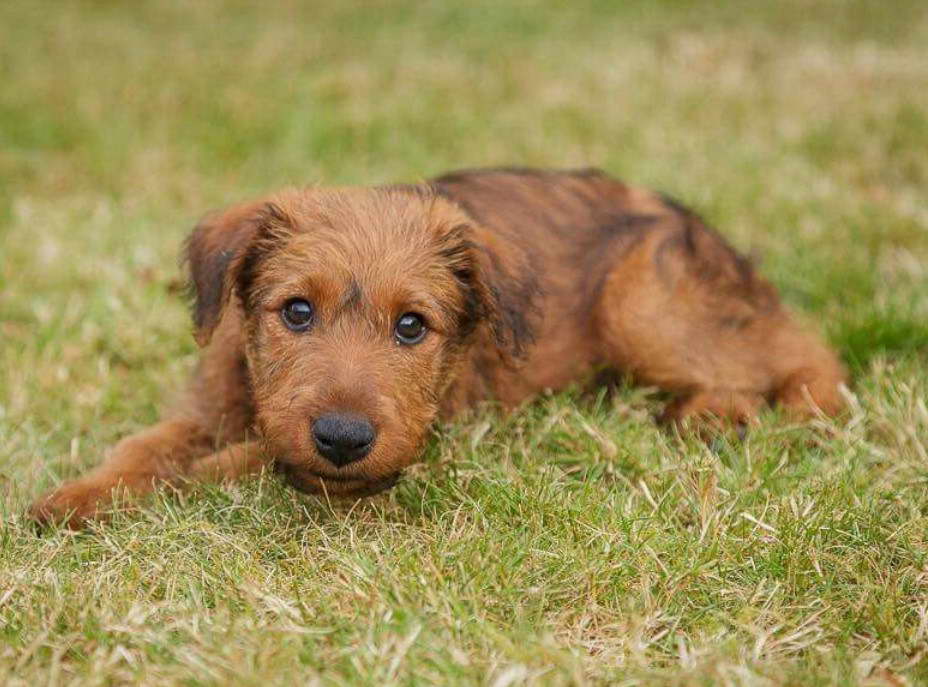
xmin=2 ymin=0 xmax=928 ymax=684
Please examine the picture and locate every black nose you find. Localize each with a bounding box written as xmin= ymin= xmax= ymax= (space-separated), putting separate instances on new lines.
xmin=312 ymin=413 xmax=375 ymax=467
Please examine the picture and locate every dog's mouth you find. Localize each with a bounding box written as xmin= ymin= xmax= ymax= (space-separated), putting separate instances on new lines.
xmin=275 ymin=462 xmax=400 ymax=497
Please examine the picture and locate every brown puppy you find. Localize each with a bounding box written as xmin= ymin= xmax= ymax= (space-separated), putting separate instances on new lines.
xmin=29 ymin=168 xmax=846 ymax=528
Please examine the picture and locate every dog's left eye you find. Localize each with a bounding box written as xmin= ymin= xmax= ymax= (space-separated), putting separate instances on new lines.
xmin=395 ymin=313 xmax=427 ymax=345
xmin=281 ymin=298 xmax=315 ymax=331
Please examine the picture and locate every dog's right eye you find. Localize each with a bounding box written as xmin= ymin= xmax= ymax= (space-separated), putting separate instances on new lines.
xmin=281 ymin=299 xmax=314 ymax=331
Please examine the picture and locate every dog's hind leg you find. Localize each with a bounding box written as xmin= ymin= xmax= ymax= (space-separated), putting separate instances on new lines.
xmin=593 ymin=197 xmax=846 ymax=430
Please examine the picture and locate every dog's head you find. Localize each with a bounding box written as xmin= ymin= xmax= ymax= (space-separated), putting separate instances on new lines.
xmin=185 ymin=186 xmax=534 ymax=496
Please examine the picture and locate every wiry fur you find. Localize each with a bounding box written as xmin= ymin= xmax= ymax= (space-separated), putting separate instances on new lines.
xmin=30 ymin=168 xmax=847 ymax=528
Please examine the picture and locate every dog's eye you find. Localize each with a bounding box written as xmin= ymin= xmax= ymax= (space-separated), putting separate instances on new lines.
xmin=281 ymin=298 xmax=314 ymax=331
xmin=395 ymin=312 xmax=427 ymax=345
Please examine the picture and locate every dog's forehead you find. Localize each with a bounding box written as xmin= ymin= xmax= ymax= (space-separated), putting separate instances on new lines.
xmin=257 ymin=188 xmax=463 ymax=303
xmin=287 ymin=190 xmax=443 ymax=269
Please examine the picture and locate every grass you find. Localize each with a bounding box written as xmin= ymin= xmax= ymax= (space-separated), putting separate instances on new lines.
xmin=1 ymin=0 xmax=927 ymax=684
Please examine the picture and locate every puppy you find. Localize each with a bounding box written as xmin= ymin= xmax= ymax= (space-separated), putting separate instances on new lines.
xmin=29 ymin=168 xmax=846 ymax=527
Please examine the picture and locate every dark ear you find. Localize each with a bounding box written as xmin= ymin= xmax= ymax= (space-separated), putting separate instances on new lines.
xmin=438 ymin=222 xmax=540 ymax=363
xmin=184 ymin=199 xmax=292 ymax=346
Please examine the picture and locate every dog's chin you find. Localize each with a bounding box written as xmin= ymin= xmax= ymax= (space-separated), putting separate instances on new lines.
xmin=275 ymin=462 xmax=400 ymax=498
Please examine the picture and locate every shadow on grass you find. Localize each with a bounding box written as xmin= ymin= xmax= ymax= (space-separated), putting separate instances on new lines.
xmin=831 ymin=309 xmax=928 ymax=374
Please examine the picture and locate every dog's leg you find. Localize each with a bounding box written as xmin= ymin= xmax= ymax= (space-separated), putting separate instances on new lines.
xmin=28 ymin=418 xmax=220 ymax=528
xmin=187 ymin=442 xmax=268 ymax=482
xmin=594 ymin=203 xmax=846 ymax=430
xmin=29 ymin=302 xmax=258 ymax=528
xmin=767 ymin=327 xmax=848 ymax=418
xmin=29 ymin=422 xmax=266 ymax=530
xmin=659 ymin=390 xmax=767 ymax=434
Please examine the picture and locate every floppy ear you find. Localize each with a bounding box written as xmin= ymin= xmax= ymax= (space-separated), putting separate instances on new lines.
xmin=184 ymin=199 xmax=292 ymax=346
xmin=438 ymin=222 xmax=540 ymax=364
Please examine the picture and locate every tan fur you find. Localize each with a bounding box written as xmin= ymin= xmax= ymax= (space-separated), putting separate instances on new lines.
xmin=29 ymin=168 xmax=847 ymax=528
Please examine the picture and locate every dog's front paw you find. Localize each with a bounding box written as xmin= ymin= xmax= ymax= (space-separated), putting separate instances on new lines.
xmin=28 ymin=480 xmax=115 ymax=530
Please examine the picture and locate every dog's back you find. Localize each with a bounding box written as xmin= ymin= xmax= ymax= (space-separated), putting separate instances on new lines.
xmin=431 ymin=167 xmax=844 ymax=420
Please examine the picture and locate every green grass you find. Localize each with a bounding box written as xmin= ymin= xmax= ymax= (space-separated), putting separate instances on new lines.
xmin=2 ymin=0 xmax=927 ymax=684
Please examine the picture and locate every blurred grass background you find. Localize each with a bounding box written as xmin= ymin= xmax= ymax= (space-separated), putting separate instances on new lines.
xmin=1 ymin=1 xmax=927 ymax=684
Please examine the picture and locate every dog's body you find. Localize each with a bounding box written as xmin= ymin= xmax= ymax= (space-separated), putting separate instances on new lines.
xmin=30 ymin=168 xmax=846 ymax=527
